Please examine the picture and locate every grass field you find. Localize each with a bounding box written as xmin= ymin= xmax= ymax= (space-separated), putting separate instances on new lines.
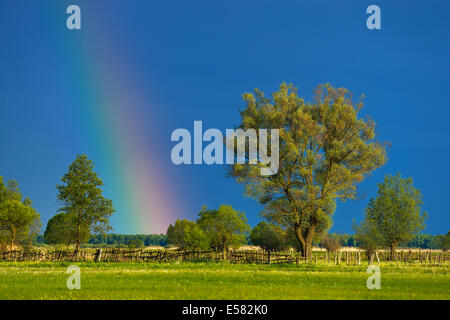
xmin=0 ymin=261 xmax=448 ymax=300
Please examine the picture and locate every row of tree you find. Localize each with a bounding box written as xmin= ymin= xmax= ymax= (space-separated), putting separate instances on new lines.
xmin=315 ymin=232 xmax=448 ymax=251
xmin=167 ymin=205 xmax=250 ymax=259
xmin=36 ymin=233 xmax=167 ymax=248
xmin=1 ymin=166 xmax=448 ymax=254
xmin=35 ymin=229 xmax=449 ymax=251
xmin=88 ymin=233 xmax=167 ymax=247
xmin=164 ymin=173 xmax=448 ymax=256
xmin=0 ymin=154 xmax=114 ymax=252
xmin=0 ymin=83 xmax=447 ymax=256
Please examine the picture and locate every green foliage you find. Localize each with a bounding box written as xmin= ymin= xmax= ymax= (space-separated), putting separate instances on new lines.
xmin=406 ymin=233 xmax=439 ymax=249
xmin=335 ymin=233 xmax=356 ymax=247
xmin=364 ymin=173 xmax=427 ymax=256
xmin=250 ymin=221 xmax=288 ymax=251
xmin=44 ymin=212 xmax=89 ymax=246
xmin=127 ymin=238 xmax=144 ymax=249
xmin=353 ymin=218 xmax=381 ymax=258
xmin=0 ymin=201 xmax=37 ymax=248
xmin=228 ymin=83 xmax=386 ymax=257
xmin=197 ymin=205 xmax=250 ymax=253
xmin=56 ymin=154 xmax=114 ymax=250
xmin=0 ymin=177 xmax=41 ymax=248
xmin=0 ymin=179 xmax=22 ymax=202
xmin=435 ymin=231 xmax=450 ymax=251
xmin=166 ymin=219 xmax=210 ymax=250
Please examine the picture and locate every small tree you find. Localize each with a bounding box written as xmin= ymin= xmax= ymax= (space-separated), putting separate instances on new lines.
xmin=0 ymin=200 xmax=39 ymax=248
xmin=321 ymin=234 xmax=342 ymax=254
xmin=365 ymin=173 xmax=427 ymax=259
xmin=0 ymin=177 xmax=41 ymax=249
xmin=166 ymin=219 xmax=210 ymax=250
xmin=353 ymin=218 xmax=381 ymax=260
xmin=197 ymin=205 xmax=250 ymax=259
xmin=57 ymin=154 xmax=114 ymax=252
xmin=250 ymin=221 xmax=288 ymax=251
xmin=22 ymin=198 xmax=42 ymax=249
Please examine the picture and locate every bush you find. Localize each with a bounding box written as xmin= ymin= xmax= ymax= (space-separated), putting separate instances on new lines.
xmin=167 ymin=219 xmax=210 ymax=251
xmin=128 ymin=238 xmax=144 ymax=249
xmin=250 ymin=222 xmax=289 ymax=251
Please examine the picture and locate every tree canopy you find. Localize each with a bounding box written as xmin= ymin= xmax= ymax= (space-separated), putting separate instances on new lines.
xmin=353 ymin=218 xmax=380 ymax=259
xmin=0 ymin=177 xmax=41 ymax=248
xmin=166 ymin=219 xmax=210 ymax=250
xmin=44 ymin=212 xmax=89 ymax=246
xmin=197 ymin=204 xmax=250 ymax=259
xmin=250 ymin=221 xmax=288 ymax=251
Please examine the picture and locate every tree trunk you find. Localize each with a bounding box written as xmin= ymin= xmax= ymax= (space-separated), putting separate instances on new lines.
xmin=305 ymin=224 xmax=316 ymax=260
xmin=222 ymin=244 xmax=227 ymax=261
xmin=75 ymin=214 xmax=82 ymax=255
xmin=303 ymin=241 xmax=311 ymax=263
xmin=75 ymin=229 xmax=81 ymax=253
xmin=294 ymin=225 xmax=306 ymax=257
xmin=294 ymin=224 xmax=315 ymax=260
xmin=390 ymin=243 xmax=397 ymax=261
xmin=10 ymin=227 xmax=16 ymax=249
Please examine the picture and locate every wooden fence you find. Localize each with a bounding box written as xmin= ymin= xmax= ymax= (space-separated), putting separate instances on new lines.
xmin=0 ymin=248 xmax=448 ymax=265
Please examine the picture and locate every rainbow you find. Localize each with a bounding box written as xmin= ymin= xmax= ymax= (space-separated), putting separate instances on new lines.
xmin=43 ymin=4 xmax=181 ymax=234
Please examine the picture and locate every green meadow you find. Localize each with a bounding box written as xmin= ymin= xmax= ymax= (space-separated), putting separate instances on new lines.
xmin=0 ymin=262 xmax=448 ymax=300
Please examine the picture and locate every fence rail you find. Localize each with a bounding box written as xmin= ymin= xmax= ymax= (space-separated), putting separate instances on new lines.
xmin=0 ymin=248 xmax=448 ymax=265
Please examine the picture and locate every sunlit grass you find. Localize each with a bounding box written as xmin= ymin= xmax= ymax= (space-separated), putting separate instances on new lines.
xmin=0 ymin=261 xmax=448 ymax=300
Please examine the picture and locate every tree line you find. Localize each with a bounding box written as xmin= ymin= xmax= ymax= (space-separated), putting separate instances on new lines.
xmin=0 ymin=83 xmax=448 ymax=256
xmin=32 ymin=229 xmax=448 ymax=251
xmin=163 ymin=206 xmax=449 ymax=254
xmin=36 ymin=233 xmax=167 ymax=248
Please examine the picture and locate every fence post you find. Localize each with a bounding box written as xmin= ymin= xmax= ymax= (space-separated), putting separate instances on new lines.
xmin=375 ymin=251 xmax=380 ymax=264
xmin=94 ymin=249 xmax=102 ymax=262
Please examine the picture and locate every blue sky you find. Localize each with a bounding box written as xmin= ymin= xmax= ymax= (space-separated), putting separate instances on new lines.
xmin=0 ymin=1 xmax=449 ymax=234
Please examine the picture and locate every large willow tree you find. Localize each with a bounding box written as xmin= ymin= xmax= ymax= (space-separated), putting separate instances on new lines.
xmin=228 ymin=83 xmax=387 ymax=258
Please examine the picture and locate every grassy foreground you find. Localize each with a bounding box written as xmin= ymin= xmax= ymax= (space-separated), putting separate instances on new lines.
xmin=0 ymin=261 xmax=448 ymax=300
